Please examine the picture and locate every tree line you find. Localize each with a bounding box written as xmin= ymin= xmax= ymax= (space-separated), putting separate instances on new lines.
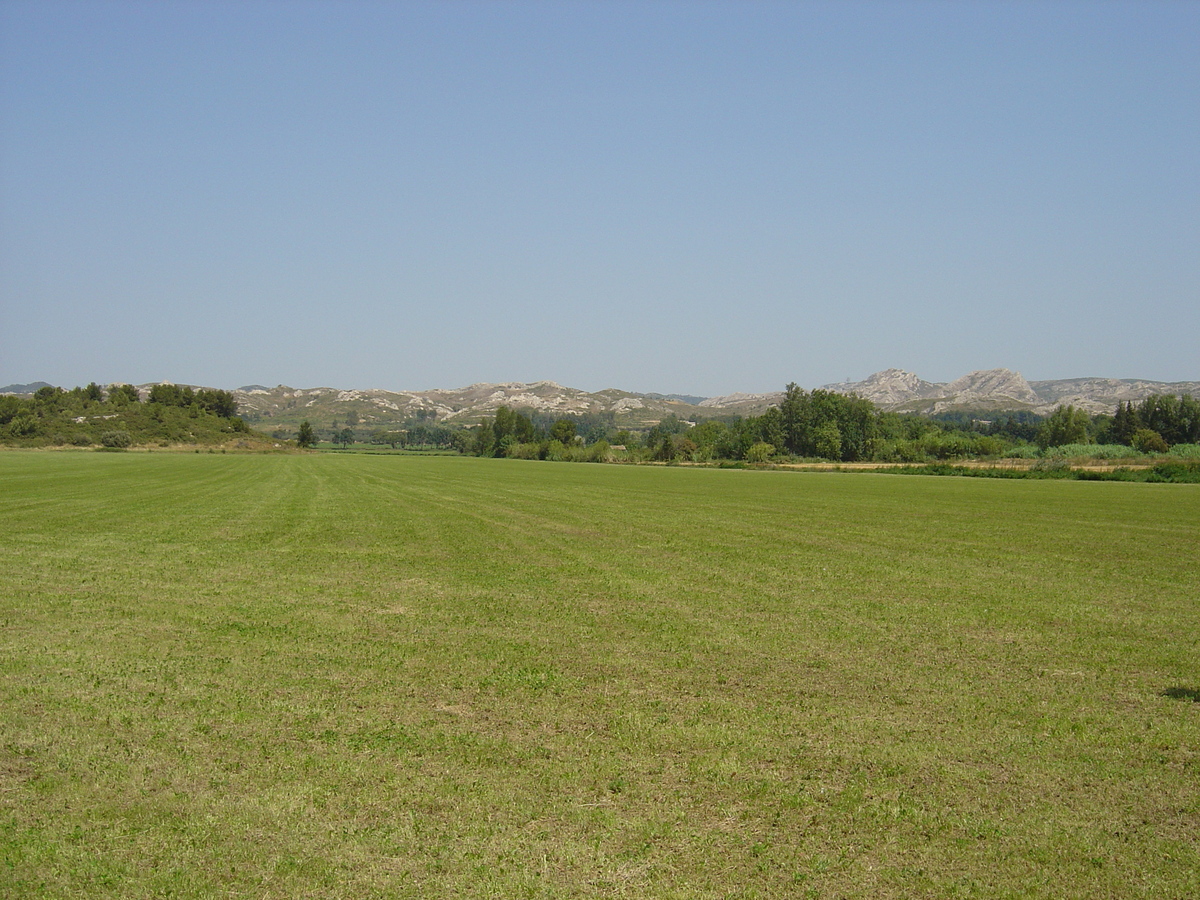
xmin=7 ymin=380 xmax=1197 ymax=460
xmin=454 ymin=388 xmax=1200 ymax=464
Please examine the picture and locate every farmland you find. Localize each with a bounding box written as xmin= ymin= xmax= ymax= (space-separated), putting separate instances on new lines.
xmin=2 ymin=452 xmax=1198 ymax=898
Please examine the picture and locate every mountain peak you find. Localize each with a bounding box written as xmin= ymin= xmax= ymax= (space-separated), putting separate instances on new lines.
xmin=820 ymin=369 xmax=943 ymax=405
xmin=942 ymin=369 xmax=1039 ymax=405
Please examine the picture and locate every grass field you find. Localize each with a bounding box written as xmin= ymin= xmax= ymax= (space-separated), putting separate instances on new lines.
xmin=2 ymin=452 xmax=1198 ymax=898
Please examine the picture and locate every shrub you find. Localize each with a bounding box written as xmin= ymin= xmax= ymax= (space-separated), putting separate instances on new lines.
xmin=1006 ymin=444 xmax=1041 ymax=459
xmin=8 ymin=414 xmax=38 ymax=437
xmin=1131 ymin=428 xmax=1169 ymax=454
xmin=587 ymin=440 xmax=613 ymax=463
xmin=744 ymin=442 xmax=774 ymax=463
xmin=1149 ymin=461 xmax=1200 ymax=483
xmin=1042 ymin=443 xmax=1140 ymax=461
xmin=504 ymin=441 xmax=533 ymax=460
xmin=100 ymin=430 xmax=132 ymax=448
xmin=918 ymin=432 xmax=975 ymax=460
xmin=562 ymin=443 xmax=589 ymax=463
xmin=1031 ymin=457 xmax=1072 ymax=476
xmin=1168 ymin=443 xmax=1200 ymax=460
xmin=971 ymin=435 xmax=1006 ymax=458
xmin=872 ymin=438 xmax=929 ymax=463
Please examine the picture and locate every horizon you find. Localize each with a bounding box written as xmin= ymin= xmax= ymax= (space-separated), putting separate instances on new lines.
xmin=2 ymin=1 xmax=1197 ymax=394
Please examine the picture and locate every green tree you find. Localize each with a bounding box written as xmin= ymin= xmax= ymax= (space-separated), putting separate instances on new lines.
xmin=549 ymin=418 xmax=577 ymax=444
xmin=655 ymin=434 xmax=675 ymax=462
xmin=1111 ymin=401 xmax=1140 ymax=445
xmin=109 ymin=384 xmax=141 ymax=405
xmin=1136 ymin=394 xmax=1200 ymax=446
xmin=835 ymin=395 xmax=879 ymax=461
xmin=1036 ymin=405 xmax=1092 ymax=449
xmin=296 ymin=421 xmax=316 ymax=448
xmin=0 ymin=395 xmax=25 ymax=425
xmin=513 ymin=410 xmax=536 ymax=443
xmin=196 ymin=388 xmax=238 ymax=418
xmin=686 ymin=420 xmax=727 ymax=456
xmin=756 ymin=407 xmax=785 ymax=452
xmin=814 ymin=422 xmax=843 ymax=460
xmin=475 ymin=421 xmax=496 ymax=457
xmin=779 ymin=383 xmax=806 ymax=454
xmin=34 ymin=385 xmax=65 ymax=404
xmin=492 ymin=406 xmax=515 ymax=445
xmin=148 ymin=383 xmax=196 ymax=408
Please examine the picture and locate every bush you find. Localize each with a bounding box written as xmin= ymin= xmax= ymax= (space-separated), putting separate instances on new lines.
xmin=1031 ymin=457 xmax=1072 ymax=476
xmin=562 ymin=442 xmax=589 ymax=463
xmin=1148 ymin=461 xmax=1200 ymax=483
xmin=8 ymin=414 xmax=38 ymax=437
xmin=744 ymin=442 xmax=774 ymax=463
xmin=918 ymin=432 xmax=974 ymax=460
xmin=504 ymin=441 xmax=539 ymax=460
xmin=1168 ymin=443 xmax=1200 ymax=459
xmin=100 ymin=430 xmax=132 ymax=448
xmin=587 ymin=440 xmax=613 ymax=463
xmin=871 ymin=438 xmax=929 ymax=463
xmin=1131 ymin=428 xmax=1169 ymax=454
xmin=1041 ymin=443 xmax=1140 ymax=461
xmin=1006 ymin=444 xmax=1041 ymax=459
xmin=970 ymin=435 xmax=1006 ymax=458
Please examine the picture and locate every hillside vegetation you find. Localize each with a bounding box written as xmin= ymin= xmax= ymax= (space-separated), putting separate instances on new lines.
xmin=2 ymin=453 xmax=1198 ymax=898
xmin=0 ymin=383 xmax=271 ymax=449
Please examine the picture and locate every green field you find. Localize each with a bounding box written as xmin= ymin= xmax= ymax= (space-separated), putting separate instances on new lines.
xmin=3 ymin=453 xmax=1198 ymax=898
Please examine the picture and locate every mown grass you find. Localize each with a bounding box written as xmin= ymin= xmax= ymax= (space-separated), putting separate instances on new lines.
xmin=2 ymin=452 xmax=1198 ymax=898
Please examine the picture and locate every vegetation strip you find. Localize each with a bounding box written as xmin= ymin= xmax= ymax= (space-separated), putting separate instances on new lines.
xmin=4 ymin=383 xmax=1199 ymax=472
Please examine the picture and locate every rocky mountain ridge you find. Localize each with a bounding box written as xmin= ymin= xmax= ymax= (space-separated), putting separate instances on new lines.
xmin=6 ymin=371 xmax=1197 ymax=431
xmin=818 ymin=369 xmax=1200 ymax=416
xmin=230 ymin=381 xmax=702 ymax=431
xmin=228 ymin=370 xmax=1199 ymax=430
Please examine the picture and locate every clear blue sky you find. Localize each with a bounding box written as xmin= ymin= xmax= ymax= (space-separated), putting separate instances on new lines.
xmin=2 ymin=0 xmax=1196 ymax=396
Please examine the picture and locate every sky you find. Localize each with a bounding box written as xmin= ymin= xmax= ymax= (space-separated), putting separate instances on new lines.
xmin=1 ymin=0 xmax=1197 ymax=396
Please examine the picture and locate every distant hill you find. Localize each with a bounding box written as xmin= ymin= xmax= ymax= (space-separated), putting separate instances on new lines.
xmin=817 ymin=368 xmax=1200 ymax=416
xmin=7 ymin=372 xmax=1198 ymax=434
xmin=234 ymin=382 xmax=711 ymax=433
xmin=0 ymin=382 xmax=52 ymax=395
xmin=232 ymin=370 xmax=1199 ymax=434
